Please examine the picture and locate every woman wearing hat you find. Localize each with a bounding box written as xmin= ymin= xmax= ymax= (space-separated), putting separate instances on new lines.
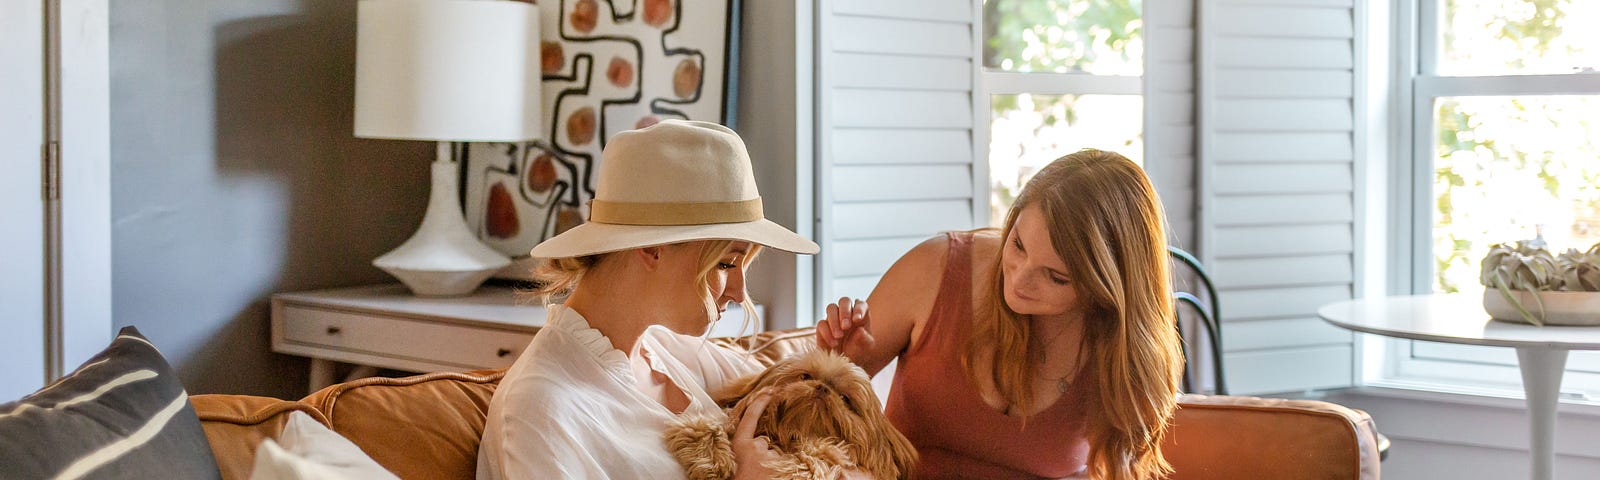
xmin=816 ymin=150 xmax=1185 ymax=480
xmin=477 ymin=120 xmax=824 ymax=480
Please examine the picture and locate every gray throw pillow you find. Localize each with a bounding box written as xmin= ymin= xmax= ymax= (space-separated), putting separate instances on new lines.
xmin=0 ymin=326 xmax=220 ymax=479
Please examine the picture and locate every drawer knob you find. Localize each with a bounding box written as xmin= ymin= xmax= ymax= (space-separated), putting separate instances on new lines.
xmin=326 ymin=326 xmax=342 ymax=335
xmin=497 ymin=348 xmax=512 ymax=358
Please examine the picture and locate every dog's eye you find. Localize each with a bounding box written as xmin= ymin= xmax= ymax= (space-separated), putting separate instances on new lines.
xmin=799 ymin=372 xmax=812 ymax=380
xmin=841 ymin=395 xmax=856 ymax=411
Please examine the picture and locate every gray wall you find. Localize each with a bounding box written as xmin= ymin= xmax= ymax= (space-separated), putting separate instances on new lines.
xmin=110 ymin=0 xmax=806 ymax=398
xmin=111 ymin=0 xmax=429 ymax=398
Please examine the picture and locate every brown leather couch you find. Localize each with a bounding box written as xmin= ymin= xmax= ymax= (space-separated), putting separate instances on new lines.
xmin=192 ymin=328 xmax=1382 ymax=479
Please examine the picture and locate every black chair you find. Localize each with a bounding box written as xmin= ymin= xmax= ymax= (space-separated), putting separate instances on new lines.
xmin=1168 ymin=246 xmax=1390 ymax=460
xmin=1169 ymin=246 xmax=1225 ymax=395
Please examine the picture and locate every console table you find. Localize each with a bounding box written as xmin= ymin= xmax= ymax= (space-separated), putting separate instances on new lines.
xmin=271 ymin=284 xmax=760 ymax=392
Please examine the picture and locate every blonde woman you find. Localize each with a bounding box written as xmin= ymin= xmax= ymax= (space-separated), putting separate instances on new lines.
xmin=817 ymin=150 xmax=1184 ymax=479
xmin=477 ymin=121 xmax=821 ymax=479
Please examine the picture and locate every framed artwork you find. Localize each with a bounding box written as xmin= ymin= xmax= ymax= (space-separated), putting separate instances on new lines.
xmin=462 ymin=0 xmax=741 ymax=280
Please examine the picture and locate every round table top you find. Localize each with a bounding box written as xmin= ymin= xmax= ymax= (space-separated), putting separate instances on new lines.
xmin=1317 ymin=294 xmax=1600 ymax=350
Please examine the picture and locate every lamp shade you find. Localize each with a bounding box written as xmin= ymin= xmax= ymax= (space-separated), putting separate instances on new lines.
xmin=354 ymin=0 xmax=540 ymax=142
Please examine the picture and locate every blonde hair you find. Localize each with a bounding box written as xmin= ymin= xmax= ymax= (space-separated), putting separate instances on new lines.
xmin=531 ymin=240 xmax=764 ymax=334
xmin=963 ymin=149 xmax=1183 ymax=480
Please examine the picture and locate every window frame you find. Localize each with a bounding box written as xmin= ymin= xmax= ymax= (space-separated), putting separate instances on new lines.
xmin=1380 ymin=0 xmax=1600 ymax=397
xmin=976 ymin=0 xmax=1145 ymax=226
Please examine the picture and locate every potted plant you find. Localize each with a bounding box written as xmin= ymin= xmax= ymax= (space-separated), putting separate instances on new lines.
xmin=1481 ymin=241 xmax=1600 ymax=326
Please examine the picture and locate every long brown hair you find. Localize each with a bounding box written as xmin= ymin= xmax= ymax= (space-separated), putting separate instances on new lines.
xmin=962 ymin=149 xmax=1183 ymax=480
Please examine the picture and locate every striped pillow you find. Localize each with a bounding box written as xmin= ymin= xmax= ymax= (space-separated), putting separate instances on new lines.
xmin=0 ymin=326 xmax=220 ymax=479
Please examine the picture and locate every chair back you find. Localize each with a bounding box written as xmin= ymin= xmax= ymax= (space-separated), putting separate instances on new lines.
xmin=1170 ymin=246 xmax=1225 ymax=394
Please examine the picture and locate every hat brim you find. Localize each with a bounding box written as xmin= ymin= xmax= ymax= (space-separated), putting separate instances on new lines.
xmin=529 ymin=219 xmax=820 ymax=259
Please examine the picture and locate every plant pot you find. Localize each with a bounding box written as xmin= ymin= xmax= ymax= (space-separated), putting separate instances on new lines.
xmin=1482 ymin=290 xmax=1600 ymax=326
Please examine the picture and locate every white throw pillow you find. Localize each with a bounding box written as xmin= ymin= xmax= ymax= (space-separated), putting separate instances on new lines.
xmin=250 ymin=411 xmax=399 ymax=480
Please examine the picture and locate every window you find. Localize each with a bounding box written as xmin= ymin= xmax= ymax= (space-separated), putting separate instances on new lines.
xmin=981 ymin=0 xmax=1144 ymax=226
xmin=1387 ymin=0 xmax=1600 ymax=397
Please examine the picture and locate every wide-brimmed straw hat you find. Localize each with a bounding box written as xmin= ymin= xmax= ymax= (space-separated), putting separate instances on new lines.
xmin=529 ymin=120 xmax=819 ymax=259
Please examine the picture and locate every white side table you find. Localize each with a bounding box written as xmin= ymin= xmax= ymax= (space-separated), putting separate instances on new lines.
xmin=1318 ymin=294 xmax=1600 ymax=480
xmin=271 ymin=284 xmax=761 ymax=393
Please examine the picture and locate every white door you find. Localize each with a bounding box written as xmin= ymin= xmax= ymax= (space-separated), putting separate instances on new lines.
xmin=0 ymin=0 xmax=49 ymax=400
xmin=0 ymin=0 xmax=112 ymax=401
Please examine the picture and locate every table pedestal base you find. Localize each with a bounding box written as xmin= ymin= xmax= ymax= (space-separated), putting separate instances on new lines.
xmin=1517 ymin=347 xmax=1569 ymax=480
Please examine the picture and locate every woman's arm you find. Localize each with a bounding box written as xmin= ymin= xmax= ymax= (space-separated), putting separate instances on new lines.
xmin=817 ymin=235 xmax=950 ymax=376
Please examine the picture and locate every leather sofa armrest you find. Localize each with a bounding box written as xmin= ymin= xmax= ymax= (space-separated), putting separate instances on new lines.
xmin=1164 ymin=394 xmax=1382 ymax=480
xmin=191 ymin=394 xmax=330 ymax=480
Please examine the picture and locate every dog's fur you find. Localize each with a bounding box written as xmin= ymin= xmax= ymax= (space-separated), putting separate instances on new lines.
xmin=664 ymin=349 xmax=918 ymax=479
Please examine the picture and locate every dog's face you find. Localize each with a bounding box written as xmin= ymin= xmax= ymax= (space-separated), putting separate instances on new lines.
xmin=716 ymin=349 xmax=918 ymax=479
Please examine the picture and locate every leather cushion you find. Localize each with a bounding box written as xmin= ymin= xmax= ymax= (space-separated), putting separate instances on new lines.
xmin=192 ymin=394 xmax=331 ymax=480
xmin=301 ymin=369 xmax=504 ymax=480
xmin=1164 ymin=394 xmax=1382 ymax=480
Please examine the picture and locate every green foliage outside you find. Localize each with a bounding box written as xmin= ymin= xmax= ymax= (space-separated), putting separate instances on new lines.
xmin=982 ymin=0 xmax=1143 ymax=223
xmin=1433 ymin=0 xmax=1600 ymax=293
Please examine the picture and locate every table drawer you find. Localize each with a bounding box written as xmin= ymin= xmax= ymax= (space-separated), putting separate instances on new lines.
xmin=280 ymin=305 xmax=535 ymax=370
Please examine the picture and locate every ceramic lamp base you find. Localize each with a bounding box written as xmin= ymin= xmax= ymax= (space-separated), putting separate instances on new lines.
xmin=374 ymin=156 xmax=510 ymax=297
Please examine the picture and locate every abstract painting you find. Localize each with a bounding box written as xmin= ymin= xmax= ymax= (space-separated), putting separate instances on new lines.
xmin=462 ymin=0 xmax=739 ymax=279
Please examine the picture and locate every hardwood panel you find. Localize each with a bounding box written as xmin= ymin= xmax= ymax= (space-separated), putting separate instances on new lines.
xmin=834 ymin=53 xmax=971 ymax=91
xmin=832 ymin=0 xmax=969 ymax=23
xmin=1225 ymin=345 xmax=1353 ymax=394
xmin=832 ymin=236 xmax=927 ymax=278
xmin=1213 ymin=224 xmax=1353 ymax=258
xmin=832 ymin=16 xmax=971 ymax=58
xmin=1213 ymin=164 xmax=1352 ymax=195
xmin=1216 ymin=37 xmax=1352 ymax=69
xmin=833 ymin=200 xmax=972 ymax=241
xmin=1213 ymin=132 xmax=1353 ymax=163
xmin=1214 ymin=5 xmax=1353 ymax=38
xmin=1217 ymin=70 xmax=1353 ymax=98
xmin=1212 ymin=254 xmax=1353 ymax=289
xmin=833 ymin=128 xmax=973 ymax=165
xmin=1213 ymin=193 xmax=1352 ymax=226
xmin=1215 ymin=99 xmax=1353 ymax=132
xmin=1225 ymin=317 xmax=1352 ymax=352
xmin=832 ymin=164 xmax=973 ymax=202
xmin=833 ymin=89 xmax=972 ymax=128
xmin=1220 ymin=284 xmax=1351 ymax=320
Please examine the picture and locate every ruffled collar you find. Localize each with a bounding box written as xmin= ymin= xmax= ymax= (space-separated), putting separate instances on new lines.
xmin=544 ymin=304 xmax=633 ymax=381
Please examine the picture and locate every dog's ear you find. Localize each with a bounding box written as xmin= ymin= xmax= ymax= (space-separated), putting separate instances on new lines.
xmin=843 ymin=388 xmax=920 ymax=479
xmin=713 ymin=360 xmax=783 ymax=409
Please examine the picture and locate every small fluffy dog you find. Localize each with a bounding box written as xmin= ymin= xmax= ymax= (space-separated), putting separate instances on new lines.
xmin=664 ymin=349 xmax=917 ymax=479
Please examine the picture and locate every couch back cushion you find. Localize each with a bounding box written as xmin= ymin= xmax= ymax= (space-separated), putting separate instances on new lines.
xmin=192 ymin=394 xmax=331 ymax=479
xmin=301 ymin=369 xmax=504 ymax=480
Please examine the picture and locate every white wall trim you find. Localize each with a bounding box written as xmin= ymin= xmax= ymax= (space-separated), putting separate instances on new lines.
xmin=58 ymin=0 xmax=114 ymax=374
xmin=793 ymin=0 xmax=817 ymax=327
xmin=1194 ymin=0 xmax=1215 ymax=264
xmin=970 ymin=0 xmax=987 ymax=229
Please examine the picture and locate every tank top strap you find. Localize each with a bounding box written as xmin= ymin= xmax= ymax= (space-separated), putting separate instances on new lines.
xmin=906 ymin=231 xmax=975 ymax=357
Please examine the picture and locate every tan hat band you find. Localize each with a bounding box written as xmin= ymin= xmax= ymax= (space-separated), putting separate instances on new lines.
xmin=588 ymin=198 xmax=764 ymax=226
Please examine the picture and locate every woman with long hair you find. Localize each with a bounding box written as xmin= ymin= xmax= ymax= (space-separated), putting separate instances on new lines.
xmin=818 ymin=149 xmax=1184 ymax=479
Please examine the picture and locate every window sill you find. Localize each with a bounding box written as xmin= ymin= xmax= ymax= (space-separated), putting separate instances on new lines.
xmin=1324 ymin=381 xmax=1600 ymax=417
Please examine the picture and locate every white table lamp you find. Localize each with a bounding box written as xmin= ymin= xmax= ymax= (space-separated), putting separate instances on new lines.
xmin=354 ymin=0 xmax=540 ymax=296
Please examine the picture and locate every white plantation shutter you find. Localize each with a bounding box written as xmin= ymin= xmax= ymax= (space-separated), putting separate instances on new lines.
xmin=1199 ymin=0 xmax=1360 ymax=394
xmin=813 ymin=0 xmax=982 ymax=312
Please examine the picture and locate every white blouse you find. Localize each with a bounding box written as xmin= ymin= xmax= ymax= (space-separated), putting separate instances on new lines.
xmin=477 ymin=305 xmax=763 ymax=480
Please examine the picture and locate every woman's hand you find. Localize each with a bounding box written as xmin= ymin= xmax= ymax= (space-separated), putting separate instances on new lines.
xmin=816 ymin=297 xmax=876 ymax=359
xmin=731 ymin=389 xmax=780 ymax=480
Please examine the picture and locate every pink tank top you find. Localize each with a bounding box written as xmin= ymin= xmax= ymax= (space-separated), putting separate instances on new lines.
xmin=884 ymin=231 xmax=1092 ymax=479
